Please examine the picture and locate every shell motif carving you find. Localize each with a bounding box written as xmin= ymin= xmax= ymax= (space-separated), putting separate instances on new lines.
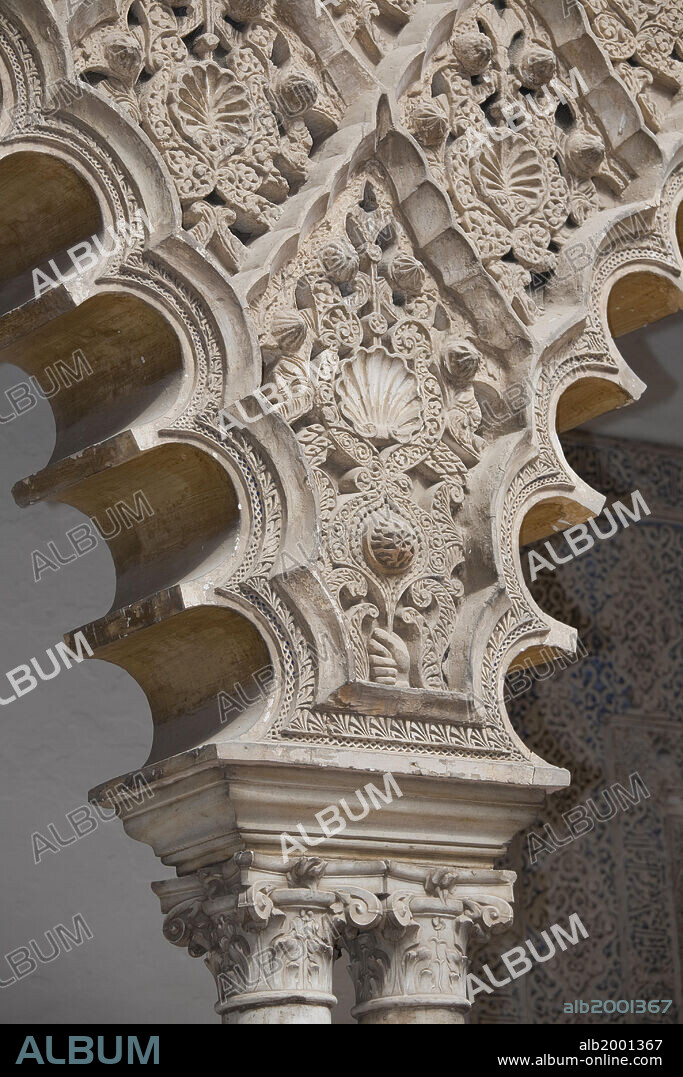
xmin=399 ymin=0 xmax=627 ymax=320
xmin=472 ymin=135 xmax=546 ymax=227
xmin=73 ymin=0 xmax=343 ymax=267
xmin=256 ymin=173 xmax=483 ymax=694
xmin=337 ymin=347 xmax=423 ymax=443
xmin=172 ymin=63 xmax=253 ymax=156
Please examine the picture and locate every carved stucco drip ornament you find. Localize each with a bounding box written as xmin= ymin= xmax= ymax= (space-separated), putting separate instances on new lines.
xmin=320 ymin=0 xmax=421 ymax=65
xmin=1 ymin=0 xmax=682 ymax=1023
xmin=580 ymin=0 xmax=683 ymax=132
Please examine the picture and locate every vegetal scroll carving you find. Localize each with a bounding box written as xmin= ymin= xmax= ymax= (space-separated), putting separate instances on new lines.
xmin=75 ymin=0 xmax=342 ymax=267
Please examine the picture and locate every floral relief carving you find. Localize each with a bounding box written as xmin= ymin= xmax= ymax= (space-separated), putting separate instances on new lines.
xmin=581 ymin=0 xmax=683 ymax=130
xmin=74 ymin=0 xmax=343 ymax=268
xmin=453 ymin=128 xmax=571 ymax=290
xmin=401 ymin=0 xmax=632 ymax=320
xmin=255 ymin=169 xmax=511 ymax=698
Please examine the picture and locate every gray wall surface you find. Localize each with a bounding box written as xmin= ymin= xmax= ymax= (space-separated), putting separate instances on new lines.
xmin=0 ymin=367 xmax=213 ymax=1023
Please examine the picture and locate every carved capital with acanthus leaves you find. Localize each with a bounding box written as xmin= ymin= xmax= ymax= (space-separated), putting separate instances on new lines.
xmin=153 ymin=852 xmax=514 ymax=1024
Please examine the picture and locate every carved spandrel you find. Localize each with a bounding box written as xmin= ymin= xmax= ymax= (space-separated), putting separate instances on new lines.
xmin=74 ymin=0 xmax=344 ymax=267
xmin=255 ymin=169 xmax=509 ymax=698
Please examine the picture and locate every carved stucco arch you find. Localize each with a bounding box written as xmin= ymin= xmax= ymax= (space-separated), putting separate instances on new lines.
xmin=1 ymin=0 xmax=676 ymax=809
xmin=2 ymin=0 xmax=682 ymax=1024
xmin=0 ymin=0 xmax=298 ymax=642
xmin=504 ymin=172 xmax=682 ymax=634
xmin=0 ymin=2 xmax=369 ymax=775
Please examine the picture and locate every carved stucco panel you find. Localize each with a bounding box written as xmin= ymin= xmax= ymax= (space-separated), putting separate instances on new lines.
xmin=74 ymin=1 xmax=346 ymax=266
xmin=401 ymin=0 xmax=638 ymax=321
xmin=581 ymin=0 xmax=683 ymax=131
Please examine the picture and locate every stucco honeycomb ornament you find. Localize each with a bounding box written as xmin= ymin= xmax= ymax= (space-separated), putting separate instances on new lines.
xmin=322 ymin=0 xmax=421 ymax=64
xmin=1 ymin=0 xmax=681 ymax=1024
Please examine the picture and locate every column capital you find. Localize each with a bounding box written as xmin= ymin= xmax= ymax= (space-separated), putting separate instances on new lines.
xmin=335 ymin=865 xmax=513 ymax=1024
xmin=153 ymin=853 xmax=514 ymax=1023
xmin=154 ymin=854 xmax=338 ymax=1023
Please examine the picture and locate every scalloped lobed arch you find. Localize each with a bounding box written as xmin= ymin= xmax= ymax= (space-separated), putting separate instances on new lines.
xmin=0 ymin=11 xmax=299 ymax=753
xmin=511 ymin=179 xmax=683 ymax=680
xmin=1 ymin=0 xmax=681 ymax=823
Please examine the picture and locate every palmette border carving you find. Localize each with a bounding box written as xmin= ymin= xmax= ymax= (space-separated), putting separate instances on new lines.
xmin=282 ymin=707 xmax=518 ymax=757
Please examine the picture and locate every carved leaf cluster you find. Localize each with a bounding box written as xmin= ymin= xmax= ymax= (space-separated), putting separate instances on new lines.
xmin=74 ymin=0 xmax=342 ymax=268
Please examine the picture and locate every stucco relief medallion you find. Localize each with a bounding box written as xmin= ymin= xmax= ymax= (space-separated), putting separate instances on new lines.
xmin=171 ymin=63 xmax=253 ymax=157
xmin=450 ymin=130 xmax=570 ymax=277
xmin=74 ymin=0 xmax=342 ymax=268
